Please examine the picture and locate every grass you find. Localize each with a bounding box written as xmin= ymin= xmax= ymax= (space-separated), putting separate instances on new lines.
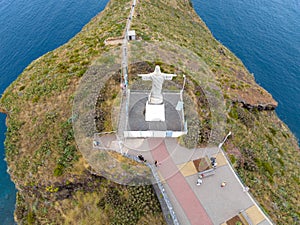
xmin=58 ymin=183 xmax=165 ymax=225
xmin=225 ymin=105 xmax=299 ymax=224
xmin=1 ymin=0 xmax=132 ymax=181
xmin=95 ymin=70 xmax=121 ymax=132
xmin=0 ymin=0 xmax=164 ymax=224
xmin=0 ymin=0 xmax=299 ymax=224
xmin=131 ymin=0 xmax=276 ymax=108
xmin=130 ymin=1 xmax=300 ymax=222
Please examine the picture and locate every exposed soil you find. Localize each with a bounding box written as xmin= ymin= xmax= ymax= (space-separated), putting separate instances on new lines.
xmin=95 ymin=70 xmax=121 ymax=132
xmin=226 ymin=215 xmax=245 ymax=225
xmin=193 ymin=157 xmax=211 ymax=172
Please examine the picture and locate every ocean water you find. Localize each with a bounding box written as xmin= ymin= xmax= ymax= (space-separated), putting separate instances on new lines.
xmin=0 ymin=0 xmax=299 ymax=224
xmin=0 ymin=0 xmax=108 ymax=224
xmin=193 ymin=0 xmax=300 ymax=142
xmin=0 ymin=114 xmax=16 ymax=224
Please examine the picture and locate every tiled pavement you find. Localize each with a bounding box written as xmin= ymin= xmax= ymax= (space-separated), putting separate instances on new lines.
xmin=124 ymin=137 xmax=272 ymax=225
xmin=148 ymin=138 xmax=213 ymax=225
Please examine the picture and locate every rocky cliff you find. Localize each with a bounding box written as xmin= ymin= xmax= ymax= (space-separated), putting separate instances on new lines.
xmin=0 ymin=0 xmax=299 ymax=224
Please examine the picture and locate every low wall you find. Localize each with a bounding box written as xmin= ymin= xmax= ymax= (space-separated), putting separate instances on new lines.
xmin=124 ymin=129 xmax=187 ymax=138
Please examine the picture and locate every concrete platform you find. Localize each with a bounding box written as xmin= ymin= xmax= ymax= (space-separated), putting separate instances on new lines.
xmin=125 ymin=91 xmax=186 ymax=137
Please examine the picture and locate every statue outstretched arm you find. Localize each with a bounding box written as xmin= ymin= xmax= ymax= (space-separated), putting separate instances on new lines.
xmin=161 ymin=73 xmax=176 ymax=80
xmin=138 ymin=73 xmax=154 ymax=80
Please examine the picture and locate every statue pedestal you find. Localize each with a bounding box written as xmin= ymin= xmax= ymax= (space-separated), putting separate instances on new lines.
xmin=145 ymin=101 xmax=165 ymax=122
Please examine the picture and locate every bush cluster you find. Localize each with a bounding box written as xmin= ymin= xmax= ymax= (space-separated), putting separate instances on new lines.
xmin=97 ymin=185 xmax=162 ymax=224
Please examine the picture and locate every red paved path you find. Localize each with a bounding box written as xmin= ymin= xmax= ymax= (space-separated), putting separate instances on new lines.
xmin=149 ymin=139 xmax=213 ymax=225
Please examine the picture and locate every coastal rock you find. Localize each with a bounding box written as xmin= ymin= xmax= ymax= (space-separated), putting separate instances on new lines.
xmin=236 ymin=99 xmax=278 ymax=111
xmin=0 ymin=0 xmax=298 ymax=224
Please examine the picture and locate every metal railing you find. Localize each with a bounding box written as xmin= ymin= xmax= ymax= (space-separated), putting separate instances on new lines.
xmin=122 ymin=153 xmax=180 ymax=225
xmin=149 ymin=164 xmax=180 ymax=225
xmin=219 ymin=147 xmax=275 ymax=225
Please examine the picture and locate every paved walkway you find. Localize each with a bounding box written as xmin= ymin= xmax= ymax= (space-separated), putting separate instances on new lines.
xmin=123 ymin=137 xmax=272 ymax=225
xmin=149 ymin=138 xmax=213 ymax=225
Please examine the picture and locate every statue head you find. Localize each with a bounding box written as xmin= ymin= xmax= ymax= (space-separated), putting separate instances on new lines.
xmin=154 ymin=65 xmax=161 ymax=75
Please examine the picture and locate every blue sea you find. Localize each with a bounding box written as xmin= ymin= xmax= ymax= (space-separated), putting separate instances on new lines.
xmin=193 ymin=0 xmax=300 ymax=140
xmin=0 ymin=0 xmax=299 ymax=224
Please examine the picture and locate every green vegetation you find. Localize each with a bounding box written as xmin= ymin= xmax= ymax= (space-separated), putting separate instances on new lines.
xmin=131 ymin=0 xmax=276 ymax=107
xmin=54 ymin=120 xmax=79 ymax=176
xmin=0 ymin=0 xmax=299 ymax=224
xmin=226 ymin=105 xmax=299 ymax=223
xmin=0 ymin=0 xmax=166 ymax=224
xmin=95 ymin=70 xmax=121 ymax=132
xmin=60 ymin=184 xmax=165 ymax=225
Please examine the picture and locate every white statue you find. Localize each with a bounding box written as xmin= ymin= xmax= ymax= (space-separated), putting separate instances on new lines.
xmin=138 ymin=65 xmax=176 ymax=104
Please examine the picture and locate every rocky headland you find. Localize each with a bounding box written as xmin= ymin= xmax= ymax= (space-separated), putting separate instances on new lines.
xmin=0 ymin=0 xmax=299 ymax=224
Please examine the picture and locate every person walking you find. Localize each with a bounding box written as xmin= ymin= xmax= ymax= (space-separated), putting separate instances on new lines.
xmin=154 ymin=160 xmax=161 ymax=167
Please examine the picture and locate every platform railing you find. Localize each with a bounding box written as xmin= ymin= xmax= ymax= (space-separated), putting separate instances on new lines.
xmin=122 ymin=153 xmax=180 ymax=225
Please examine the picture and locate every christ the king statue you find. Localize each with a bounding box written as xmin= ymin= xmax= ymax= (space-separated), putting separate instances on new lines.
xmin=138 ymin=65 xmax=176 ymax=105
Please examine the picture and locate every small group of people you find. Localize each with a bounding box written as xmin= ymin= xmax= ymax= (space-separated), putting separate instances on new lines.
xmin=137 ymin=154 xmax=146 ymax=162
xmin=197 ymin=174 xmax=203 ymax=186
xmin=137 ymin=154 xmax=161 ymax=167
xmin=154 ymin=160 xmax=161 ymax=167
xmin=196 ymin=157 xmax=218 ymax=186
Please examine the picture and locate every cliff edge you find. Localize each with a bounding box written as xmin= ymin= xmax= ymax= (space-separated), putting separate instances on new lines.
xmin=0 ymin=0 xmax=299 ymax=224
